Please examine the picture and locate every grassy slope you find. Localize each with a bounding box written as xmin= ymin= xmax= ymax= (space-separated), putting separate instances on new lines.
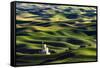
xmin=16 ymin=3 xmax=97 ymax=65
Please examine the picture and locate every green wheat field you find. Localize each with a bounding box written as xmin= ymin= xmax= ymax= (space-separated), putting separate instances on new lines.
xmin=16 ymin=2 xmax=97 ymax=66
